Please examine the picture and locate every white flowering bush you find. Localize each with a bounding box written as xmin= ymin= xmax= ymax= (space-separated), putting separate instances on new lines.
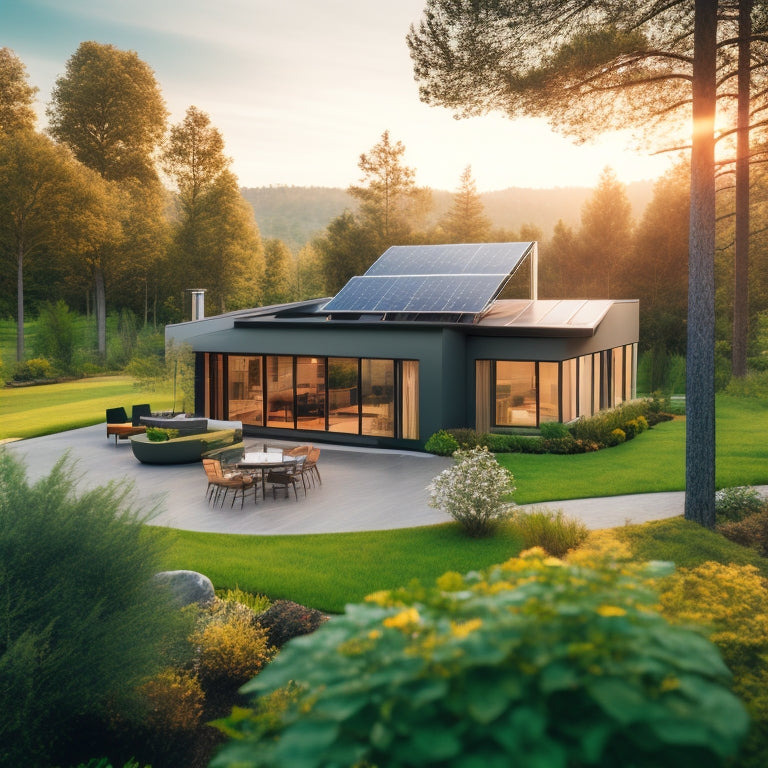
xmin=428 ymin=446 xmax=515 ymax=537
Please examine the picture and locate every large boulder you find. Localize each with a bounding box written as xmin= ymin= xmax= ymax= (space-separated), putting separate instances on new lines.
xmin=154 ymin=569 xmax=215 ymax=606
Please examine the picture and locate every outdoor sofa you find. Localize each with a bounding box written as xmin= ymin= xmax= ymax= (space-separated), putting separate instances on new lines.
xmin=128 ymin=418 xmax=243 ymax=464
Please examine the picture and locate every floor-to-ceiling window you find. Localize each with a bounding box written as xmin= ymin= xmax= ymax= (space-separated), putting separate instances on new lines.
xmin=227 ymin=355 xmax=264 ymax=425
xmin=488 ymin=349 xmax=634 ymax=429
xmin=328 ymin=357 xmax=359 ymax=434
xmin=495 ymin=361 xmax=536 ymax=427
xmin=208 ymin=354 xmax=417 ymax=440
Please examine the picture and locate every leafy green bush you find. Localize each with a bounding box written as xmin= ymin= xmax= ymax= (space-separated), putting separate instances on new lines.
xmin=508 ymin=507 xmax=589 ymax=557
xmin=715 ymin=485 xmax=766 ymax=523
xmin=217 ymin=586 xmax=272 ymax=614
xmin=539 ymin=421 xmax=570 ymax=439
xmin=428 ymin=446 xmax=515 ymax=537
xmin=445 ymin=427 xmax=481 ymax=448
xmin=424 ymin=429 xmax=459 ymax=456
xmin=483 ymin=432 xmax=545 ymax=453
xmin=11 ymin=356 xmax=53 ymax=381
xmin=34 ymin=300 xmax=81 ymax=375
xmin=212 ymin=550 xmax=748 ymax=768
xmin=570 ymin=400 xmax=654 ymax=446
xmin=0 ymin=451 xmax=190 ymax=768
xmin=726 ymin=370 xmax=768 ymax=399
xmin=608 ymin=427 xmax=626 ymax=445
xmin=256 ymin=600 xmax=329 ymax=649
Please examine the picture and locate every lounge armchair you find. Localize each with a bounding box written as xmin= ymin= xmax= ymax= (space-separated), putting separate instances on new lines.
xmin=106 ymin=406 xmax=146 ymax=445
xmin=131 ymin=403 xmax=152 ymax=426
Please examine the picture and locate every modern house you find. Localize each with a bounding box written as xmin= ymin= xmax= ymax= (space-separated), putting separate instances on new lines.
xmin=165 ymin=242 xmax=638 ymax=450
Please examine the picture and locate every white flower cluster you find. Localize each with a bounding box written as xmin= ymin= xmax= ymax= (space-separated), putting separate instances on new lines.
xmin=427 ymin=446 xmax=515 ymax=536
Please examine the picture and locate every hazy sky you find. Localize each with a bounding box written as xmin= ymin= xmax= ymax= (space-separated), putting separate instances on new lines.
xmin=4 ymin=0 xmax=675 ymax=192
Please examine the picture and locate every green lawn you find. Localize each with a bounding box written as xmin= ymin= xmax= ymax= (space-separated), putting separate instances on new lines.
xmin=501 ymin=395 xmax=768 ymax=504
xmin=0 ymin=376 xmax=175 ymax=440
xmin=154 ymin=523 xmax=525 ymax=613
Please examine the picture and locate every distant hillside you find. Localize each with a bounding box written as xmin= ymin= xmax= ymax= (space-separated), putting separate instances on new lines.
xmin=241 ymin=181 xmax=656 ymax=251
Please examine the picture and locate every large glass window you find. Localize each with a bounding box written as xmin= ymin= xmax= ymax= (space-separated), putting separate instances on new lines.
xmin=362 ymin=359 xmax=394 ymax=436
xmin=227 ymin=356 xmax=263 ymax=425
xmin=295 ymin=357 xmax=325 ymax=431
xmin=495 ymin=361 xmax=536 ymax=427
xmin=538 ymin=362 xmax=559 ymax=423
xmin=328 ymin=357 xmax=360 ymax=433
xmin=266 ymin=356 xmax=294 ymax=428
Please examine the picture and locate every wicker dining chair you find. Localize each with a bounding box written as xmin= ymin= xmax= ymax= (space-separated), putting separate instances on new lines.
xmin=202 ymin=458 xmax=255 ymax=508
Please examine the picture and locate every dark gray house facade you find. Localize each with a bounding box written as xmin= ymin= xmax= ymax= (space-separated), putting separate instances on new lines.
xmin=166 ymin=243 xmax=639 ymax=450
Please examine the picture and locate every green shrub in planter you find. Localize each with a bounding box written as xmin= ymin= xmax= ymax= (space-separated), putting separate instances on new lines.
xmin=146 ymin=426 xmax=179 ymax=442
xmin=212 ymin=550 xmax=748 ymax=768
xmin=424 ymin=429 xmax=459 ymax=456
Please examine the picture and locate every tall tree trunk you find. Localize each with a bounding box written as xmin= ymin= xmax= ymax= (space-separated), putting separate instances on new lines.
xmin=685 ymin=0 xmax=718 ymax=527
xmin=16 ymin=243 xmax=24 ymax=362
xmin=95 ymin=264 xmax=107 ymax=359
xmin=732 ymin=0 xmax=752 ymax=378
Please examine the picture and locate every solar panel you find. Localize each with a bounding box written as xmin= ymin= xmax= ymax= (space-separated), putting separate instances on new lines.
xmin=365 ymin=242 xmax=532 ymax=276
xmin=323 ymin=242 xmax=535 ymax=315
xmin=324 ymin=274 xmax=509 ymax=314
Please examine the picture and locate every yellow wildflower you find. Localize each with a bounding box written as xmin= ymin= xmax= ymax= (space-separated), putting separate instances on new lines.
xmin=365 ymin=590 xmax=392 ymax=606
xmin=596 ymin=605 xmax=627 ymax=618
xmin=450 ymin=618 xmax=482 ymax=638
xmin=383 ymin=607 xmax=420 ymax=631
xmin=436 ymin=571 xmax=465 ymax=592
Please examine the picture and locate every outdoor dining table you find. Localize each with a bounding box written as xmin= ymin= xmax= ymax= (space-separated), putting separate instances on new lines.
xmin=235 ymin=452 xmax=301 ymax=500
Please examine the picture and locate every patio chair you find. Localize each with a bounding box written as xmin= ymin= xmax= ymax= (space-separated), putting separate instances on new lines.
xmin=131 ymin=403 xmax=152 ymax=426
xmin=202 ymin=458 xmax=255 ymax=508
xmin=106 ymin=406 xmax=146 ymax=444
xmin=297 ymin=447 xmax=321 ymax=489
xmin=265 ymin=470 xmax=300 ymax=500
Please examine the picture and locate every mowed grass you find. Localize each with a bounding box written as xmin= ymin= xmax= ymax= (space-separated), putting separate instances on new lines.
xmin=0 ymin=376 xmax=175 ymax=440
xmin=499 ymin=395 xmax=768 ymax=504
xmin=154 ymin=523 xmax=525 ymax=613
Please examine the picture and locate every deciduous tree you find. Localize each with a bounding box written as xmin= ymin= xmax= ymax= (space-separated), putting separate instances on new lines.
xmin=47 ymin=42 xmax=168 ymax=356
xmin=0 ymin=47 xmax=37 ymax=134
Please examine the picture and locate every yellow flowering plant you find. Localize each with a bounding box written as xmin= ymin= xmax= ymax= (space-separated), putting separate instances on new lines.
xmin=212 ymin=551 xmax=747 ymax=768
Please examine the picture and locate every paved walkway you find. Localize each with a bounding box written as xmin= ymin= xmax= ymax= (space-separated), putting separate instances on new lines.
xmin=4 ymin=425 xmax=765 ymax=535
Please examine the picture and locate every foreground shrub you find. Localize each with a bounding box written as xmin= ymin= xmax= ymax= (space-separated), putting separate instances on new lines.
xmin=658 ymin=562 xmax=768 ymax=767
xmin=256 ymin=599 xmax=328 ymax=649
xmin=212 ymin=550 xmax=747 ymax=768
xmin=508 ymin=507 xmax=589 ymax=557
xmin=428 ymin=445 xmax=515 ymax=536
xmin=0 ymin=451 xmax=189 ymax=768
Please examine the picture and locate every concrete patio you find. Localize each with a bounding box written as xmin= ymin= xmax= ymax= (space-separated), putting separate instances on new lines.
xmin=2 ymin=423 xmax=714 ymax=536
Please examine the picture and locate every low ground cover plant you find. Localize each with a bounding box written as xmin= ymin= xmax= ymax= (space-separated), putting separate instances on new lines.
xmin=212 ymin=549 xmax=748 ymax=768
xmin=507 ymin=507 xmax=589 ymax=557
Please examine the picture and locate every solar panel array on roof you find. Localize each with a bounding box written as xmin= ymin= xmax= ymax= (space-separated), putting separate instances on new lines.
xmin=323 ymin=242 xmax=534 ymax=315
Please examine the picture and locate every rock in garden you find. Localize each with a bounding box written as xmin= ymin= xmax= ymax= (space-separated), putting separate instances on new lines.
xmin=154 ymin=569 xmax=215 ymax=606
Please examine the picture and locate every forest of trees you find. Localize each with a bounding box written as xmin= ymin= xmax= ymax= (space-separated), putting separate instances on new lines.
xmin=1 ymin=41 xmax=767 ymax=400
